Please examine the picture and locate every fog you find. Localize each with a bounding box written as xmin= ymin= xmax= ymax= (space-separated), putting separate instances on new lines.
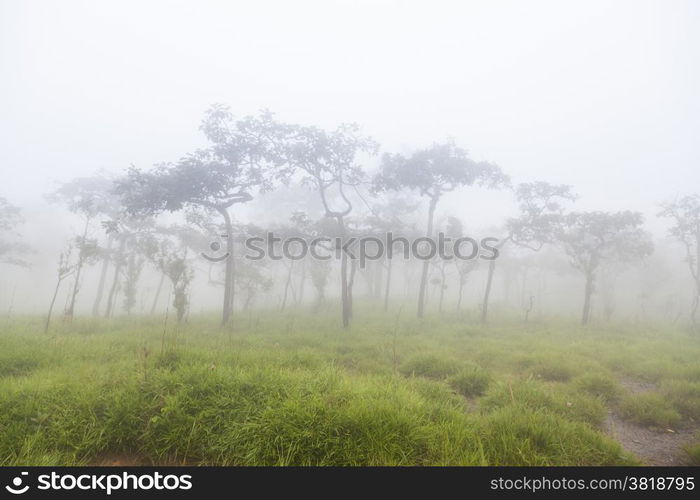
xmin=1 ymin=0 xmax=699 ymax=324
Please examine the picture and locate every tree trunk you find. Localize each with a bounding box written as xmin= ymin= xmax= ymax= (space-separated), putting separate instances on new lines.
xmin=65 ymin=217 xmax=90 ymax=319
xmin=297 ymin=258 xmax=306 ymax=305
xmin=373 ymin=259 xmax=383 ymax=299
xmin=105 ymin=238 xmax=126 ymax=319
xmin=219 ymin=207 xmax=235 ymax=327
xmin=150 ymin=272 xmax=166 ymax=315
xmin=581 ymin=273 xmax=594 ymax=325
xmin=348 ymin=258 xmax=357 ymax=319
xmin=417 ymin=196 xmax=438 ymax=318
xmin=280 ymin=260 xmax=294 ymax=311
xmin=45 ymin=277 xmax=63 ymax=333
xmin=338 ymin=217 xmax=351 ymax=328
xmin=481 ymin=258 xmax=497 ymax=323
xmin=383 ymin=256 xmax=393 ymax=312
xmin=457 ymin=274 xmax=465 ymax=312
xmin=438 ymin=265 xmax=446 ymax=313
xmin=92 ymin=234 xmax=113 ymax=316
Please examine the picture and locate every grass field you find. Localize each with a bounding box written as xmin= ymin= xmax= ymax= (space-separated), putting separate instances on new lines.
xmin=1 ymin=309 xmax=699 ymax=466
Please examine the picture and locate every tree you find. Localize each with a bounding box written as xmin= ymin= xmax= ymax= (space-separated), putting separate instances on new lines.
xmin=362 ymin=196 xmax=420 ymax=311
xmin=445 ymin=216 xmax=479 ymax=312
xmin=287 ymin=123 xmax=378 ymax=327
xmin=659 ymin=195 xmax=700 ymax=332
xmin=47 ymin=175 xmax=121 ymax=318
xmin=557 ymin=211 xmax=653 ymax=326
xmin=150 ymin=234 xmax=194 ymax=323
xmin=45 ymin=245 xmax=74 ymax=333
xmin=481 ymin=182 xmax=576 ymax=323
xmin=0 ymin=197 xmax=30 ymax=268
xmin=374 ymin=142 xmax=507 ymax=318
xmin=117 ymin=105 xmax=291 ymax=326
xmin=101 ymin=216 xmax=157 ymax=318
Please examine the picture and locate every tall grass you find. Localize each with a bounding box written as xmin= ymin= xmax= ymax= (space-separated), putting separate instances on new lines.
xmin=0 ymin=311 xmax=697 ymax=465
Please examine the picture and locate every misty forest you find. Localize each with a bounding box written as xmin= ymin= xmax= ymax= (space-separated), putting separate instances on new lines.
xmin=1 ymin=0 xmax=699 ymax=466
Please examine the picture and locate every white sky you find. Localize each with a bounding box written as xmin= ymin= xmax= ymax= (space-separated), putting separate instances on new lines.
xmin=1 ymin=0 xmax=698 ymax=234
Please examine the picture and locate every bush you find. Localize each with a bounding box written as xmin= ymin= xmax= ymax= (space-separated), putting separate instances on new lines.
xmin=683 ymin=442 xmax=700 ymax=466
xmin=531 ymin=359 xmax=576 ymax=382
xmin=481 ymin=380 xmax=606 ymax=428
xmin=662 ymin=380 xmax=700 ymax=420
xmin=476 ymin=407 xmax=634 ymax=465
xmin=399 ymin=354 xmax=461 ymax=379
xmin=573 ymin=373 xmax=621 ymax=402
xmin=448 ymin=365 xmax=492 ymax=397
xmin=619 ymin=393 xmax=681 ymax=428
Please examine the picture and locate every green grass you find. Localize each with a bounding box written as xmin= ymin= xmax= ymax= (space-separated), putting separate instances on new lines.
xmin=684 ymin=441 xmax=700 ymax=465
xmin=573 ymin=373 xmax=622 ymax=402
xmin=448 ymin=364 xmax=492 ymax=397
xmin=0 ymin=310 xmax=698 ymax=465
xmin=399 ymin=353 xmax=461 ymax=379
xmin=618 ymin=393 xmax=682 ymax=428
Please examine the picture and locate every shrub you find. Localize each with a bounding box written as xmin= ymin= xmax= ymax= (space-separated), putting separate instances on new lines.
xmin=683 ymin=442 xmax=700 ymax=466
xmin=531 ymin=359 xmax=576 ymax=382
xmin=448 ymin=365 xmax=492 ymax=397
xmin=662 ymin=380 xmax=700 ymax=420
xmin=399 ymin=354 xmax=461 ymax=379
xmin=476 ymin=407 xmax=634 ymax=465
xmin=573 ymin=373 xmax=621 ymax=402
xmin=619 ymin=393 xmax=681 ymax=428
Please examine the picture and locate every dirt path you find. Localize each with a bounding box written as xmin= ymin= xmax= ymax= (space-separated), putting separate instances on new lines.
xmin=604 ymin=378 xmax=696 ymax=465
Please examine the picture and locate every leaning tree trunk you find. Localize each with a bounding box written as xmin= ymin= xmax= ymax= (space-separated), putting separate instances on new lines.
xmin=280 ymin=260 xmax=294 ymax=311
xmin=457 ymin=274 xmax=465 ymax=312
xmin=481 ymin=238 xmax=509 ymax=324
xmin=348 ymin=258 xmax=358 ymax=320
xmin=417 ymin=196 xmax=438 ymax=318
xmin=150 ymin=272 xmax=166 ymax=315
xmin=92 ymin=234 xmax=113 ymax=316
xmin=104 ymin=238 xmax=126 ymax=318
xmin=297 ymin=258 xmax=306 ymax=306
xmin=65 ymin=217 xmax=90 ymax=319
xmin=45 ymin=277 xmax=65 ymax=333
xmin=581 ymin=272 xmax=595 ymax=325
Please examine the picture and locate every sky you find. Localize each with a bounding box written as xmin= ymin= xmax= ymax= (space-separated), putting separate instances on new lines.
xmin=1 ymin=0 xmax=699 ymax=234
